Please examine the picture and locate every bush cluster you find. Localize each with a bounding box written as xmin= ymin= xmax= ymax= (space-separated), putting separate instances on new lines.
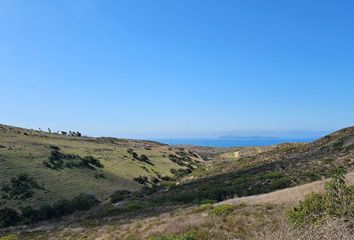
xmin=0 ymin=194 xmax=99 ymax=227
xmin=133 ymin=175 xmax=149 ymax=185
xmin=1 ymin=173 xmax=44 ymax=200
xmin=43 ymin=149 xmax=103 ymax=171
xmin=127 ymin=148 xmax=154 ymax=165
xmin=288 ymin=169 xmax=354 ymax=227
xmin=168 ymin=153 xmax=193 ymax=168
xmin=170 ymin=168 xmax=192 ymax=178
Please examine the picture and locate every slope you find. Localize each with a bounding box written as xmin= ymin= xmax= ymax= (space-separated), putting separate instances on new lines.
xmin=0 ymin=124 xmax=202 ymax=208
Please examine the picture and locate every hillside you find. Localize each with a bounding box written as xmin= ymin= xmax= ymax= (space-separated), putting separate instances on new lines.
xmin=18 ymin=171 xmax=354 ymax=240
xmin=0 ymin=124 xmax=202 ymax=209
xmin=0 ymin=125 xmax=353 ymax=239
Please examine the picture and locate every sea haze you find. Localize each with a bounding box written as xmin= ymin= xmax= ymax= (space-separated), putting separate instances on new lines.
xmin=151 ymin=138 xmax=316 ymax=147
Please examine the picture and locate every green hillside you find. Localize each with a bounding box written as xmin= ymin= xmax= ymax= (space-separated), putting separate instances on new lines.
xmin=0 ymin=124 xmax=202 ymax=209
xmin=0 ymin=125 xmax=353 ymax=239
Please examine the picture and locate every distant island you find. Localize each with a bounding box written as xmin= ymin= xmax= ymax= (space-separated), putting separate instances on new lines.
xmin=218 ymin=135 xmax=278 ymax=140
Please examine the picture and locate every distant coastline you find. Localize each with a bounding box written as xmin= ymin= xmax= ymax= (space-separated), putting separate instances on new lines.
xmin=150 ymin=137 xmax=316 ymax=148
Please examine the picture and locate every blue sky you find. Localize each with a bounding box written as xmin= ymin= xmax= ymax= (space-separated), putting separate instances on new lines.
xmin=0 ymin=0 xmax=353 ymax=138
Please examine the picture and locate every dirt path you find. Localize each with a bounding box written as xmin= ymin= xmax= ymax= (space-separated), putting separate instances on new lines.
xmin=218 ymin=171 xmax=354 ymax=206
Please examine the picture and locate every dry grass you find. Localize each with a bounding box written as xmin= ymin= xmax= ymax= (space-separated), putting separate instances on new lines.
xmin=219 ymin=171 xmax=354 ymax=206
xmin=255 ymin=219 xmax=354 ymax=240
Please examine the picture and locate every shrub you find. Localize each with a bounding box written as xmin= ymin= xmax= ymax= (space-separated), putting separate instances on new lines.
xmin=322 ymin=158 xmax=333 ymax=164
xmin=333 ymin=140 xmax=344 ymax=150
xmin=302 ymin=170 xmax=320 ymax=181
xmin=20 ymin=206 xmax=43 ymax=224
xmin=71 ymin=193 xmax=100 ymax=211
xmin=0 ymin=235 xmax=18 ymax=240
xmin=0 ymin=208 xmax=21 ymax=227
xmin=271 ymin=177 xmax=291 ymax=189
xmin=110 ymin=190 xmax=132 ymax=203
xmin=168 ymin=154 xmax=192 ymax=167
xmin=194 ymin=203 xmax=214 ymax=213
xmin=53 ymin=199 xmax=74 ymax=216
xmin=43 ymin=150 xmax=104 ymax=171
xmin=124 ymin=203 xmax=143 ymax=211
xmin=133 ymin=176 xmax=149 ymax=185
xmin=1 ymin=173 xmax=43 ymax=200
xmin=324 ymin=168 xmax=353 ymax=217
xmin=127 ymin=148 xmax=139 ymax=159
xmin=288 ymin=169 xmax=354 ymax=227
xmin=170 ymin=168 xmax=192 ymax=178
xmin=38 ymin=204 xmax=57 ymax=220
xmin=81 ymin=156 xmax=104 ymax=168
xmin=199 ymin=199 xmax=216 ymax=205
xmin=148 ymin=230 xmax=199 ymax=240
xmin=139 ymin=154 xmax=154 ymax=165
xmin=160 ymin=175 xmax=174 ymax=181
xmin=288 ymin=192 xmax=327 ymax=227
xmin=19 ymin=194 xmax=99 ymax=225
xmin=209 ymin=204 xmax=234 ymax=216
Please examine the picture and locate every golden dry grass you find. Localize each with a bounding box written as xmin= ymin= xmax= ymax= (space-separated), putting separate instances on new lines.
xmin=219 ymin=171 xmax=354 ymax=206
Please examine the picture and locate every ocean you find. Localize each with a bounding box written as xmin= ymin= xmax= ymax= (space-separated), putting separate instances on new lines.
xmin=150 ymin=138 xmax=316 ymax=147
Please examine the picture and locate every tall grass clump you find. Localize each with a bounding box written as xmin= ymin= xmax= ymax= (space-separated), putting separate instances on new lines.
xmin=148 ymin=230 xmax=200 ymax=240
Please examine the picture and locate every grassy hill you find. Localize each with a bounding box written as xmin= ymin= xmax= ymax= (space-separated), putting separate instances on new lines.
xmin=157 ymin=126 xmax=353 ymax=204
xmin=0 ymin=124 xmax=202 ymax=208
xmin=0 ymin=125 xmax=353 ymax=239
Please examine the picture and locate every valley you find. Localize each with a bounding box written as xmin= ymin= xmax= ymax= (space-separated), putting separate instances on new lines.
xmin=0 ymin=124 xmax=353 ymax=240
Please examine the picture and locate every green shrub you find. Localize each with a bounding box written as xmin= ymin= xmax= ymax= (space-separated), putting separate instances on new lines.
xmin=209 ymin=204 xmax=234 ymax=216
xmin=322 ymin=158 xmax=333 ymax=164
xmin=124 ymin=202 xmax=143 ymax=211
xmin=170 ymin=168 xmax=192 ymax=178
xmin=1 ymin=173 xmax=43 ymax=200
xmin=148 ymin=230 xmax=199 ymax=240
xmin=271 ymin=177 xmax=291 ymax=189
xmin=198 ymin=199 xmax=216 ymax=205
xmin=260 ymin=171 xmax=283 ymax=179
xmin=133 ymin=176 xmax=149 ymax=185
xmin=232 ymin=176 xmax=249 ymax=185
xmin=20 ymin=206 xmax=44 ymax=224
xmin=288 ymin=192 xmax=327 ymax=226
xmin=18 ymin=194 xmax=99 ymax=225
xmin=81 ymin=156 xmax=104 ymax=168
xmin=127 ymin=148 xmax=139 ymax=159
xmin=302 ymin=171 xmax=320 ymax=181
xmin=139 ymin=154 xmax=154 ymax=165
xmin=333 ymin=140 xmax=344 ymax=150
xmin=110 ymin=190 xmax=132 ymax=203
xmin=0 ymin=208 xmax=21 ymax=227
xmin=0 ymin=234 xmax=18 ymax=240
xmin=52 ymin=199 xmax=74 ymax=216
xmin=38 ymin=204 xmax=57 ymax=220
xmin=71 ymin=193 xmax=100 ymax=211
xmin=194 ymin=203 xmax=214 ymax=213
xmin=288 ymin=169 xmax=354 ymax=227
xmin=43 ymin=150 xmax=103 ymax=170
xmin=324 ymin=169 xmax=353 ymax=217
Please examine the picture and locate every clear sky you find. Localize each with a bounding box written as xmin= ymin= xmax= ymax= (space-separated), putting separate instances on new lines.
xmin=1 ymin=0 xmax=353 ymax=138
